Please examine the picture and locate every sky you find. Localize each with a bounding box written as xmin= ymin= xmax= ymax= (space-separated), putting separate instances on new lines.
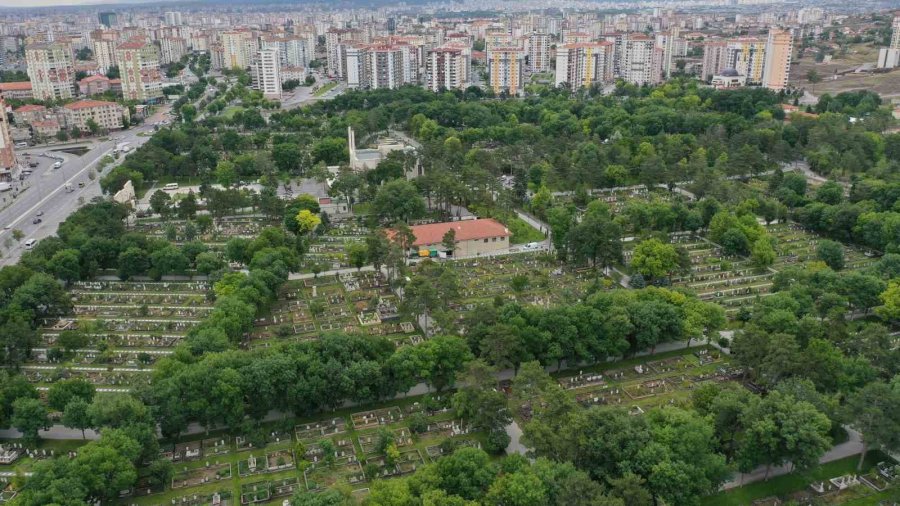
xmin=0 ymin=0 xmax=161 ymax=7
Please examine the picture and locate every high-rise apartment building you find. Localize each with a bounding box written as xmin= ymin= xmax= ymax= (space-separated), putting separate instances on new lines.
xmin=98 ymin=11 xmax=118 ymax=28
xmin=425 ymin=46 xmax=471 ymax=91
xmin=164 ymin=11 xmax=183 ymax=26
xmin=252 ymin=47 xmax=282 ymax=100
xmin=526 ymin=32 xmax=551 ymax=73
xmin=726 ymin=38 xmax=766 ymax=84
xmin=761 ymin=28 xmax=793 ymax=91
xmin=0 ymin=97 xmax=15 ymax=171
xmin=91 ymin=29 xmax=120 ymax=74
xmin=325 ymin=28 xmax=364 ymax=78
xmin=116 ymin=38 xmax=163 ymax=102
xmin=621 ymin=35 xmax=660 ymax=86
xmin=701 ymin=40 xmax=728 ymax=81
xmin=159 ymin=37 xmax=187 ymax=65
xmin=346 ymin=44 xmax=417 ymax=90
xmin=221 ymin=30 xmax=254 ymax=70
xmin=25 ymin=42 xmax=75 ymax=101
xmin=487 ymin=47 xmax=524 ymax=95
xmin=262 ymin=36 xmax=310 ymax=68
xmin=555 ymin=41 xmax=614 ymax=91
xmin=892 ymin=15 xmax=900 ymax=49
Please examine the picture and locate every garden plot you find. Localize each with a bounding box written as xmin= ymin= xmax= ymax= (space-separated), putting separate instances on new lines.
xmin=351 ymin=407 xmax=403 ymax=430
xmin=295 ymin=418 xmax=348 ymax=442
xmin=424 ymin=439 xmax=481 ymax=462
xmin=357 ymin=428 xmax=414 ymax=454
xmin=365 ymin=448 xmax=425 ymax=478
xmin=171 ymin=463 xmax=232 ymax=489
xmin=303 ymin=462 xmax=367 ymax=492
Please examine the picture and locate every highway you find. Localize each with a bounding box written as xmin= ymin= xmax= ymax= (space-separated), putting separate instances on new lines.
xmin=0 ymin=106 xmax=172 ymax=267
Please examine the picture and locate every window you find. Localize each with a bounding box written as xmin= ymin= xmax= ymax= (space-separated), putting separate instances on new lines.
xmin=492 ymin=237 xmax=497 ymax=242
xmin=483 ymin=239 xmax=488 ymax=243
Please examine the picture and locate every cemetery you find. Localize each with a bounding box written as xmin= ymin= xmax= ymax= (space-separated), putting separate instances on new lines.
xmin=249 ymin=272 xmax=418 ymax=348
xmin=131 ymin=215 xmax=271 ymax=246
xmin=554 ymin=348 xmax=733 ymax=412
xmin=765 ymin=222 xmax=878 ymax=272
xmin=18 ymin=280 xmax=212 ymax=389
xmin=300 ymin=222 xmax=370 ymax=273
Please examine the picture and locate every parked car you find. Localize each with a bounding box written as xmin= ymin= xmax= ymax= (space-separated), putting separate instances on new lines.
xmin=32 ymin=218 xmax=42 ymax=224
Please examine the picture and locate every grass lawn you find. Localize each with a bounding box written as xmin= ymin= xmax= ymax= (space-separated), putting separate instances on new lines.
xmin=507 ymin=217 xmax=545 ymax=244
xmin=701 ymin=451 xmax=890 ymax=506
xmin=221 ymin=105 xmax=245 ymax=119
xmin=314 ymin=82 xmax=337 ymax=97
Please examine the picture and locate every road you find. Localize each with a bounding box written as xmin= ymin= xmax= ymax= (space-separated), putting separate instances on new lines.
xmin=0 ymin=106 xmax=171 ymax=266
xmin=280 ymin=80 xmax=347 ymax=110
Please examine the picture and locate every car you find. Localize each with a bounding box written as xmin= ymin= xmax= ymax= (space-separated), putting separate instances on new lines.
xmin=28 ymin=162 xmax=38 ymax=168
xmin=36 ymin=211 xmax=43 ymax=217
xmin=32 ymin=218 xmax=42 ymax=224
xmin=78 ymin=181 xmax=85 ymax=188
xmin=15 ymin=142 xmax=28 ymax=148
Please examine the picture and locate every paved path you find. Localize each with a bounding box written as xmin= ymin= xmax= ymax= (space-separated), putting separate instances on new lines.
xmin=504 ymin=420 xmax=529 ymax=456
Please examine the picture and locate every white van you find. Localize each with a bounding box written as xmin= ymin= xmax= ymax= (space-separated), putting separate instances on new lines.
xmin=163 ymin=183 xmax=179 ymax=191
xmin=24 ymin=239 xmax=36 ymax=250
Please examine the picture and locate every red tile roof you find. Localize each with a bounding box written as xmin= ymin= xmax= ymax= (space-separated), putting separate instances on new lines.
xmin=64 ymin=99 xmax=118 ymax=110
xmin=15 ymin=104 xmax=45 ymax=112
xmin=79 ymin=74 xmax=110 ymax=83
xmin=0 ymin=82 xmax=32 ymax=91
xmin=393 ymin=219 xmax=511 ymax=247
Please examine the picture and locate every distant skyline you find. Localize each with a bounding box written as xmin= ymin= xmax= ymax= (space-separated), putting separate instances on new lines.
xmin=0 ymin=0 xmax=172 ymax=7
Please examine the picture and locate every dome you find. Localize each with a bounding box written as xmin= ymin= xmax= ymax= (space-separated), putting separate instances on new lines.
xmin=720 ymin=68 xmax=740 ymax=77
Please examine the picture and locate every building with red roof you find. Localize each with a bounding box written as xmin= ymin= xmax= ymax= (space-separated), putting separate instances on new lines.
xmin=0 ymin=81 xmax=34 ymax=100
xmin=389 ymin=218 xmax=512 ymax=257
xmin=78 ymin=74 xmax=111 ymax=96
xmin=63 ymin=99 xmax=127 ymax=131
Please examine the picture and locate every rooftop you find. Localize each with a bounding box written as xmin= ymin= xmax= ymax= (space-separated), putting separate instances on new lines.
xmin=64 ymin=99 xmax=119 ymax=110
xmin=0 ymin=82 xmax=32 ymax=91
xmin=392 ymin=218 xmax=511 ymax=247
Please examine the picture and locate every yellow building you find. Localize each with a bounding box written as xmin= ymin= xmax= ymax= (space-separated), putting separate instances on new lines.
xmin=762 ymin=28 xmax=794 ymax=92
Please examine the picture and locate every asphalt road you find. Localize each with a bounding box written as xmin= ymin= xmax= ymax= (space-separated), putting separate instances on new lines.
xmin=0 ymin=106 xmax=172 ymax=267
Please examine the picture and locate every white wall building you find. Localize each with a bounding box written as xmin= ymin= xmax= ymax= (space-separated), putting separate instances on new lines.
xmin=252 ymin=47 xmax=282 ymax=100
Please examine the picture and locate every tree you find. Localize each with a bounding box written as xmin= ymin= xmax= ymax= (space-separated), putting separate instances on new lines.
xmin=843 ymin=381 xmax=900 ymax=470
xmin=47 ymin=248 xmax=81 ymax=285
xmin=47 ymin=378 xmax=95 ymax=411
xmin=70 ymin=443 xmax=137 ymax=502
xmin=177 ymin=191 xmax=198 ymax=220
xmin=149 ymin=190 xmax=172 ymax=217
xmin=373 ymin=180 xmax=427 ymax=224
xmin=737 ymin=391 xmax=831 ymax=478
xmin=62 ymin=398 xmax=92 ymax=439
xmin=180 ymin=104 xmax=197 ymax=123
xmin=85 ymin=118 xmax=100 ymax=136
xmin=11 ymin=397 xmax=48 ymax=444
xmin=566 ymin=203 xmax=622 ymax=269
xmin=366 ymin=231 xmax=391 ymax=273
xmin=442 ymin=228 xmax=457 ymax=255
xmin=215 ymin=160 xmax=238 ymax=188
xmin=420 ymin=335 xmax=473 ymax=392
xmin=347 ymin=242 xmax=368 ymax=271
xmin=485 ymin=469 xmax=547 ymax=506
xmin=117 ymin=247 xmax=149 ymax=280
xmin=817 ymin=239 xmax=845 ymax=270
xmin=295 ymin=209 xmax=321 ymax=236
xmin=631 ymin=238 xmax=680 ymax=280
xmin=751 ymin=237 xmax=776 ymax=271
xmin=806 ymin=69 xmax=822 ymax=93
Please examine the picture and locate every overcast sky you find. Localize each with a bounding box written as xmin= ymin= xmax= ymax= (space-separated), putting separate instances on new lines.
xmin=0 ymin=0 xmax=150 ymax=7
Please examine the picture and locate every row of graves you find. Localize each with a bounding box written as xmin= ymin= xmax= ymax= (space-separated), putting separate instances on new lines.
xmin=129 ymin=395 xmax=485 ymax=504
xmin=22 ymin=281 xmax=212 ymax=389
xmin=765 ymin=222 xmax=880 ymax=272
xmin=131 ymin=215 xmax=271 ymax=246
xmin=297 ymin=397 xmax=482 ymax=496
xmin=249 ymin=271 xmax=420 ymax=348
xmin=299 ymin=222 xmax=370 ymax=273
xmin=557 ymin=185 xmax=680 ymax=216
xmin=750 ymin=462 xmax=898 ymax=506
xmin=535 ymin=349 xmax=739 ymax=417
xmin=449 ymin=252 xmax=599 ymax=315
xmin=624 ymin=233 xmax=777 ymax=311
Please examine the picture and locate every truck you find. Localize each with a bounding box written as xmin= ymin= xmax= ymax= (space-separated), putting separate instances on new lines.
xmin=116 ymin=142 xmax=131 ymax=154
xmin=0 ymin=182 xmax=10 ymax=192
xmin=64 ymin=183 xmax=74 ymax=193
